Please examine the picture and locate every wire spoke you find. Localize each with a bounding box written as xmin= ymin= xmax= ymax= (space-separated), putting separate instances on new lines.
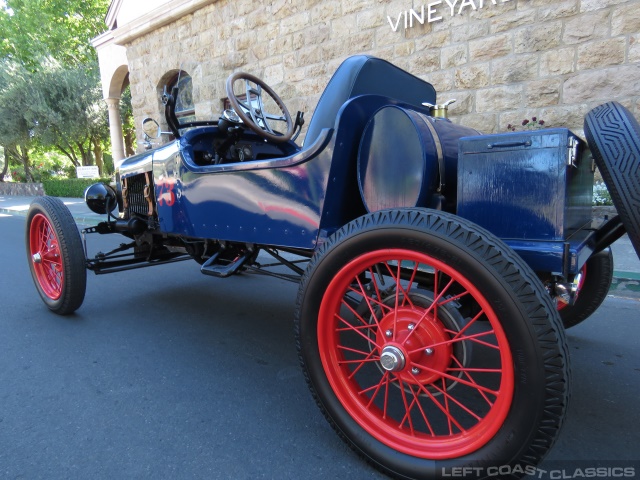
xmin=410 ymin=362 xmax=499 ymax=396
xmin=335 ymin=313 xmax=380 ymax=349
xmin=410 ymin=372 xmax=466 ymax=433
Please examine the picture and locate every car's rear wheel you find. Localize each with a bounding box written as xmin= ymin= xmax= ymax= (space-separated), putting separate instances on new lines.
xmin=26 ymin=196 xmax=86 ymax=315
xmin=558 ymin=248 xmax=613 ymax=329
xmin=584 ymin=102 xmax=640 ymax=260
xmin=295 ymin=209 xmax=570 ymax=479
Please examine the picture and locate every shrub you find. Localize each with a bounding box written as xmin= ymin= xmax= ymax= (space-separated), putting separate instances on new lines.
xmin=42 ymin=178 xmax=113 ymax=198
xmin=593 ymin=181 xmax=613 ymax=206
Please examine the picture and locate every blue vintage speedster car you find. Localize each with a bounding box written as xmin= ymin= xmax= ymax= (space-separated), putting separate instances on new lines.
xmin=25 ymin=56 xmax=640 ymax=479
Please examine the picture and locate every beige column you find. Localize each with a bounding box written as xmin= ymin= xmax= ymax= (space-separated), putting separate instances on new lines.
xmin=105 ymin=97 xmax=126 ymax=168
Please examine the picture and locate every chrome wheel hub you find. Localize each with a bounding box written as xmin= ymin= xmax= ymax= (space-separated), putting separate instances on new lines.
xmin=380 ymin=345 xmax=406 ymax=372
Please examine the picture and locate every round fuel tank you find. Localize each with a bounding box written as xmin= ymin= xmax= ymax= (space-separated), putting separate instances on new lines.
xmin=357 ymin=105 xmax=479 ymax=213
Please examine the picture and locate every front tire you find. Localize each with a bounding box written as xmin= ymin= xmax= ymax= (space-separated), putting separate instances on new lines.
xmin=295 ymin=209 xmax=570 ymax=479
xmin=26 ymin=196 xmax=87 ymax=315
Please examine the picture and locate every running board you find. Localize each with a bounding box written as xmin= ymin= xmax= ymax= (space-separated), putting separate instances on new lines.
xmin=200 ymin=246 xmax=256 ymax=278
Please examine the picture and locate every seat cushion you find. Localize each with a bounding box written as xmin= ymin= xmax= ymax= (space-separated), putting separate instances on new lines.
xmin=304 ymin=56 xmax=437 ymax=146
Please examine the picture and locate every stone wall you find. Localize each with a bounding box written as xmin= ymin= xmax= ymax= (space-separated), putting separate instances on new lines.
xmin=124 ymin=0 xmax=640 ymax=143
xmin=0 ymin=182 xmax=45 ymax=196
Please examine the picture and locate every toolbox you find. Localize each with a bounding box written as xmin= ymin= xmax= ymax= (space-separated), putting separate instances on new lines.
xmin=457 ymin=128 xmax=594 ymax=241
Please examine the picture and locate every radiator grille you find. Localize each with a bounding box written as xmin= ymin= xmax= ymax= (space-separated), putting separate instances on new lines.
xmin=124 ymin=173 xmax=153 ymax=218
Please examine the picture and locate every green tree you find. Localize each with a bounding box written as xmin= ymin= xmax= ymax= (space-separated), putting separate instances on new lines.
xmin=0 ymin=0 xmax=109 ymax=71
xmin=120 ymin=85 xmax=136 ymax=156
xmin=0 ymin=146 xmax=6 ymax=181
xmin=0 ymin=0 xmax=113 ymax=181
xmin=0 ymin=62 xmax=36 ymax=182
xmin=27 ymin=62 xmax=109 ymax=174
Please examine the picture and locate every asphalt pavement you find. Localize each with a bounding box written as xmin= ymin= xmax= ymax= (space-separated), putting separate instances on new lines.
xmin=1 ymin=210 xmax=638 ymax=480
xmin=2 ymin=194 xmax=639 ymax=299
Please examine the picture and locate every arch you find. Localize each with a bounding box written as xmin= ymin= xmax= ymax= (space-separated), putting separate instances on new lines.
xmin=157 ymin=69 xmax=195 ymax=124
xmin=109 ymin=64 xmax=130 ymax=98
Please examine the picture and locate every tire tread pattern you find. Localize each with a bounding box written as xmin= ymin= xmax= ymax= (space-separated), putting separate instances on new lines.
xmin=584 ymin=101 xmax=640 ymax=259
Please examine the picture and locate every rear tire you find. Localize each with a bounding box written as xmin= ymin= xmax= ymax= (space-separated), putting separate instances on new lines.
xmin=26 ymin=196 xmax=86 ymax=315
xmin=295 ymin=209 xmax=570 ymax=479
xmin=584 ymin=102 xmax=640 ymax=259
xmin=558 ymin=249 xmax=613 ymax=329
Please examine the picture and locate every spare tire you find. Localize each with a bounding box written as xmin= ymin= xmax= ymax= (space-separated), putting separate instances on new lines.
xmin=584 ymin=102 xmax=640 ymax=259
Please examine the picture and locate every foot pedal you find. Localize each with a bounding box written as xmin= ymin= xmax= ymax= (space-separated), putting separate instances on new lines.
xmin=200 ymin=246 xmax=256 ymax=278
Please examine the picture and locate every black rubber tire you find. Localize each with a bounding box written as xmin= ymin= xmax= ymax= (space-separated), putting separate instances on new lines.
xmin=559 ymin=248 xmax=613 ymax=329
xmin=295 ymin=209 xmax=570 ymax=480
xmin=584 ymin=102 xmax=640 ymax=259
xmin=25 ymin=196 xmax=87 ymax=315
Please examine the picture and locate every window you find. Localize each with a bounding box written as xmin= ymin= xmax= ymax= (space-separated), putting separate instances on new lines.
xmin=167 ymin=71 xmax=195 ymax=124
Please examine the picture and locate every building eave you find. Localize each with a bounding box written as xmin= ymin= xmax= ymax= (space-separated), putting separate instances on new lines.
xmin=111 ymin=0 xmax=215 ymax=46
xmin=105 ymin=0 xmax=124 ymax=30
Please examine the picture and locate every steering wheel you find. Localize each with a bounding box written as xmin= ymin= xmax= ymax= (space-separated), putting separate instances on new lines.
xmin=225 ymin=72 xmax=294 ymax=143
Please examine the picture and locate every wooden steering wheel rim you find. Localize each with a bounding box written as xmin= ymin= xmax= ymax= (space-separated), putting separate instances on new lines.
xmin=225 ymin=72 xmax=294 ymax=143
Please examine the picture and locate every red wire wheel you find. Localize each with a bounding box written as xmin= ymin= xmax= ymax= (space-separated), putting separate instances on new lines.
xmin=29 ymin=213 xmax=64 ymax=300
xmin=295 ymin=209 xmax=570 ymax=479
xmin=317 ymin=248 xmax=514 ymax=459
xmin=26 ymin=197 xmax=86 ymax=315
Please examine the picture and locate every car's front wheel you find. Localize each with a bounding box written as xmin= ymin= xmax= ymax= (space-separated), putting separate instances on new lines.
xmin=295 ymin=209 xmax=570 ymax=479
xmin=26 ymin=196 xmax=86 ymax=315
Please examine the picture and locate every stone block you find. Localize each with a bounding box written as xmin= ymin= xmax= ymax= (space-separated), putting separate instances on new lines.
xmin=299 ymin=23 xmax=331 ymax=47
xmin=539 ymin=47 xmax=576 ymax=76
xmin=469 ymin=33 xmax=512 ymax=61
xmin=476 ymin=84 xmax=524 ymax=112
xmin=492 ymin=53 xmax=538 ymax=85
xmin=264 ymin=64 xmax=285 ymax=85
xmin=297 ymin=45 xmax=323 ymax=67
xmin=459 ymin=113 xmax=498 ymax=133
xmin=330 ymin=13 xmax=358 ymax=40
xmin=455 ymin=64 xmax=491 ymax=89
xmin=514 ymin=21 xmax=562 ymax=53
xmin=425 ymin=69 xmax=455 ymax=92
xmin=537 ymin=0 xmax=578 ymax=20
xmin=447 ymin=91 xmax=474 ymax=115
xmin=270 ymin=0 xmax=299 ymax=19
xmin=394 ymin=41 xmax=416 ymax=57
xmin=357 ymin=6 xmax=386 ymax=30
xmin=451 ymin=20 xmax=491 ymax=43
xmin=577 ymin=38 xmax=626 ymax=70
xmin=343 ymin=0 xmax=372 ymax=15
xmin=415 ymin=31 xmax=450 ymax=51
xmin=630 ymin=34 xmax=640 ymax=63
xmin=441 ymin=44 xmax=468 ymax=69
xmin=563 ymin=10 xmax=610 ymax=44
xmin=580 ymin=0 xmax=628 ymax=12
xmin=525 ymin=79 xmax=561 ymax=107
xmin=222 ymin=52 xmax=247 ymax=70
xmin=470 ymin=0 xmax=516 ymax=19
xmin=612 ymin=4 xmax=640 ymax=36
xmin=563 ymin=65 xmax=640 ymax=104
xmin=311 ymin=1 xmax=342 ymax=23
xmin=413 ymin=50 xmax=441 ymax=73
xmin=538 ymin=104 xmax=589 ymax=130
xmin=490 ymin=9 xmax=535 ymax=33
xmin=279 ymin=11 xmax=310 ymax=34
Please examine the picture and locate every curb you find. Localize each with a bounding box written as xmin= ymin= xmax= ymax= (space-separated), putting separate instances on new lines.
xmin=609 ymin=272 xmax=640 ymax=300
xmin=0 ymin=206 xmax=102 ymax=226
